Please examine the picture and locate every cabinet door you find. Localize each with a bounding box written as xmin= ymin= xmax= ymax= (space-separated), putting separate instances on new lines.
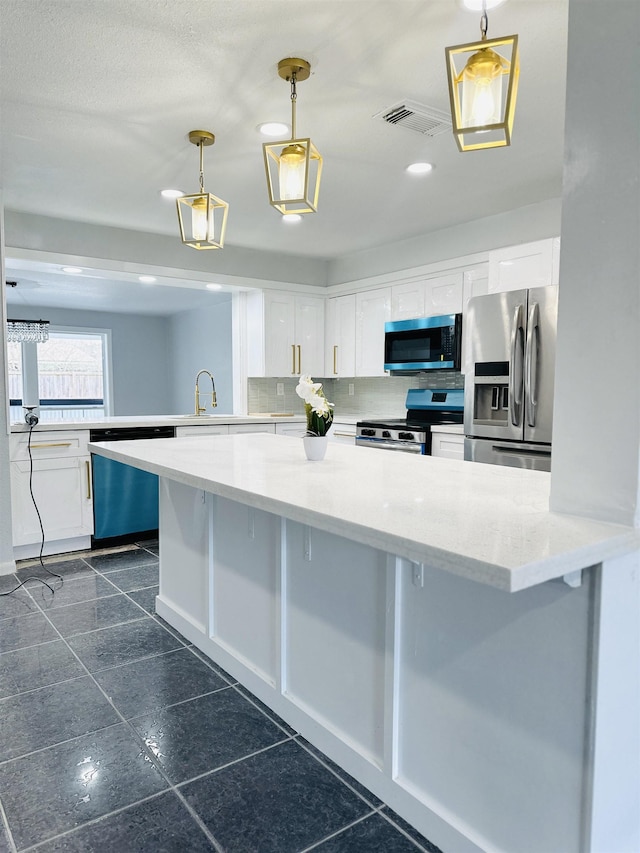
xmin=461 ymin=264 xmax=490 ymax=373
xmin=424 ymin=273 xmax=463 ymax=316
xmin=325 ymin=294 xmax=356 ymax=377
xmin=431 ymin=433 xmax=464 ymax=460
xmin=11 ymin=456 xmax=93 ymax=546
xmin=275 ymin=423 xmax=307 ymax=437
xmin=391 ymin=281 xmax=425 ymax=320
xmin=295 ymin=295 xmax=325 ymax=377
xmin=356 ymin=288 xmax=391 ymax=377
xmin=488 ymin=239 xmax=555 ymax=293
xmin=264 ymin=291 xmax=296 ymax=377
xmin=329 ymin=422 xmax=356 ymax=444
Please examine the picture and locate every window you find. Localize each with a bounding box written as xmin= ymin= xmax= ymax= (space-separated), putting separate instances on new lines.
xmin=9 ymin=327 xmax=111 ymax=423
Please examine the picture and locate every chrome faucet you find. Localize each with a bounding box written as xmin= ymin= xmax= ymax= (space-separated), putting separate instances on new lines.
xmin=194 ymin=369 xmax=217 ymax=415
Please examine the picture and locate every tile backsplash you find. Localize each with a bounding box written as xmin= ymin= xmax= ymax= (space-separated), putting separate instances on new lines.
xmin=248 ymin=371 xmax=464 ymax=419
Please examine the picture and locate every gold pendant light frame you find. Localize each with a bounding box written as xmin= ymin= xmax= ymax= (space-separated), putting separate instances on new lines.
xmin=446 ymin=16 xmax=519 ymax=152
xmin=263 ymin=58 xmax=323 ymax=215
xmin=176 ymin=130 xmax=229 ymax=249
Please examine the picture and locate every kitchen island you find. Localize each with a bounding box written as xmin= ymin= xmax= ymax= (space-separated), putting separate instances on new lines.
xmin=89 ymin=433 xmax=639 ymax=853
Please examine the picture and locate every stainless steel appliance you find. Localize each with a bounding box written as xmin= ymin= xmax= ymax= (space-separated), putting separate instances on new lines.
xmin=384 ymin=314 xmax=462 ymax=374
xmin=356 ymin=388 xmax=463 ymax=454
xmin=464 ymin=285 xmax=558 ymax=470
xmin=91 ymin=425 xmax=175 ymax=547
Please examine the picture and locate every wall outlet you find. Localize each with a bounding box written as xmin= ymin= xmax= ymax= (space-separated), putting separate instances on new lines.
xmin=276 ymin=382 xmax=284 ymax=396
xmin=348 ymin=383 xmax=355 ymax=396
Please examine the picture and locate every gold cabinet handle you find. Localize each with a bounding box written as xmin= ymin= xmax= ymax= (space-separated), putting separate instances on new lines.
xmin=297 ymin=344 xmax=301 ymax=374
xmin=30 ymin=441 xmax=73 ymax=449
xmin=291 ymin=344 xmax=296 ymax=375
xmin=85 ymin=460 xmax=92 ymax=500
xmin=333 ymin=345 xmax=338 ymax=375
xmin=334 ymin=431 xmax=355 ymax=437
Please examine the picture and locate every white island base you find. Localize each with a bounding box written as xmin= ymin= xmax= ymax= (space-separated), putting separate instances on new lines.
xmin=155 ymin=487 xmax=632 ymax=853
xmin=89 ymin=435 xmax=639 ymax=853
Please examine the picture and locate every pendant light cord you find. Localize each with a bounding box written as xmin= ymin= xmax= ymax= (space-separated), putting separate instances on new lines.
xmin=290 ymin=72 xmax=297 ymax=139
xmin=198 ymin=141 xmax=205 ymax=194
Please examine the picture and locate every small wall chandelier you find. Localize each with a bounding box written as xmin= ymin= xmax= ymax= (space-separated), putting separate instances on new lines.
xmin=176 ymin=130 xmax=229 ymax=249
xmin=263 ymin=58 xmax=323 ymax=215
xmin=7 ymin=318 xmax=50 ymax=343
xmin=445 ymin=4 xmax=519 ymax=151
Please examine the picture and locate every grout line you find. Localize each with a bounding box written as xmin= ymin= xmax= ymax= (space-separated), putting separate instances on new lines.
xmin=0 ymin=796 xmax=18 ymax=853
xmin=294 ymin=736 xmax=382 ymax=810
xmin=377 ymin=807 xmax=440 ymax=853
xmin=299 ymin=810 xmax=377 ymax=852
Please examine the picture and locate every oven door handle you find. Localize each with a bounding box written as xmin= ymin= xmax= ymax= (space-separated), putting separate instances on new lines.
xmin=355 ymin=438 xmax=424 ymax=454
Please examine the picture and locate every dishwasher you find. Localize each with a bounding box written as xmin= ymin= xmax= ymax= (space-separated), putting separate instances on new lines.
xmin=90 ymin=425 xmax=176 ymax=548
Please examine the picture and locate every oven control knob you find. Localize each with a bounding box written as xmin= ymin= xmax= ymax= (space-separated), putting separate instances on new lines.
xmin=361 ymin=428 xmax=376 ymax=437
xmin=399 ymin=431 xmax=415 ymax=440
xmin=382 ymin=430 xmax=391 ymax=438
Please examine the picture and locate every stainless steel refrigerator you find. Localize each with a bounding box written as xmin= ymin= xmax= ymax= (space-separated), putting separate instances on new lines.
xmin=464 ymin=285 xmax=558 ymax=471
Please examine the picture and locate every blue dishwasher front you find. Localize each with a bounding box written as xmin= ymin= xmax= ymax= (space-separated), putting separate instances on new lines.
xmin=90 ymin=425 xmax=175 ymax=547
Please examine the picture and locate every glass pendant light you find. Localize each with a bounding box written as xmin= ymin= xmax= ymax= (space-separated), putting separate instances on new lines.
xmin=445 ymin=3 xmax=519 ymax=151
xmin=263 ymin=58 xmax=323 ymax=215
xmin=176 ymin=131 xmax=229 ymax=249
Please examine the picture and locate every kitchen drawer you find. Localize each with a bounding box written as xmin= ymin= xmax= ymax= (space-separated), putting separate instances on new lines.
xmin=228 ymin=423 xmax=276 ymax=434
xmin=176 ymin=425 xmax=229 ymax=437
xmin=10 ymin=430 xmax=90 ymax=462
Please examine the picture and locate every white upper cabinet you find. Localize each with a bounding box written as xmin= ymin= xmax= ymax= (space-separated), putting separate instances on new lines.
xmin=391 ymin=281 xmax=425 ymax=320
xmin=247 ymin=290 xmax=325 ymax=378
xmin=325 ymin=294 xmax=356 ymax=377
xmin=461 ymin=263 xmax=490 ymax=373
xmin=391 ymin=273 xmax=464 ymax=321
xmin=355 ymin=287 xmax=391 ymax=377
xmin=488 ymin=239 xmax=557 ymax=293
xmin=424 ymin=273 xmax=464 ymax=316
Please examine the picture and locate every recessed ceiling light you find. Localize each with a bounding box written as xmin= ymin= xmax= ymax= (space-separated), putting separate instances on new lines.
xmin=139 ymin=275 xmax=156 ymax=283
xmin=282 ymin=214 xmax=302 ymax=223
xmin=406 ymin=162 xmax=434 ymax=175
xmin=62 ymin=266 xmax=83 ymax=274
xmin=257 ymin=122 xmax=289 ymax=137
xmin=206 ymin=283 xmax=222 ymax=291
xmin=160 ymin=189 xmax=183 ymax=199
xmin=462 ymin=0 xmax=505 ymax=9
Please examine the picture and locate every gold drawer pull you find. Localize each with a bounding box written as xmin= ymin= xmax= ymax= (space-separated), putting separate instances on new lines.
xmin=30 ymin=441 xmax=73 ymax=449
xmin=334 ymin=432 xmax=355 ymax=437
xmin=85 ymin=460 xmax=92 ymax=499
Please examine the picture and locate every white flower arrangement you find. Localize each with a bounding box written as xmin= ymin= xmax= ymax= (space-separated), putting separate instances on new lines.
xmin=295 ymin=375 xmax=334 ymax=437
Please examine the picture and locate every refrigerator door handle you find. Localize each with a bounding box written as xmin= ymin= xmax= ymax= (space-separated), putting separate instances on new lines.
xmin=525 ymin=301 xmax=540 ymax=427
xmin=509 ymin=303 xmax=525 ymax=427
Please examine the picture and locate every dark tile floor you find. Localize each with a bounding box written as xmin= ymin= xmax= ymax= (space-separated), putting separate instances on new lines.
xmin=0 ymin=543 xmax=443 ymax=853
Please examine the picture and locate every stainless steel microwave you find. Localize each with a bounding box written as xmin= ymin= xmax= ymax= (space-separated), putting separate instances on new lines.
xmin=384 ymin=313 xmax=462 ymax=374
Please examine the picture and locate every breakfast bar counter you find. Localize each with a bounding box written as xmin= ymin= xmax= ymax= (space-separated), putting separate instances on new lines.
xmin=89 ymin=433 xmax=639 ymax=853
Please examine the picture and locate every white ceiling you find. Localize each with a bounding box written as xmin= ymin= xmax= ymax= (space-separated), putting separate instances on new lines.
xmin=1 ymin=0 xmax=569 ymax=312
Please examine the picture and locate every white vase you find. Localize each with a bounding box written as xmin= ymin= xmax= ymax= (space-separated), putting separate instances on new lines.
xmin=303 ymin=435 xmax=328 ymax=461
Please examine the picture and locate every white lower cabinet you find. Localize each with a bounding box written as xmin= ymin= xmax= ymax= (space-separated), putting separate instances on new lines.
xmin=431 ymin=432 xmax=464 ymax=460
xmin=329 ymin=421 xmax=356 ymax=444
xmin=175 ymin=425 xmax=229 ymax=437
xmin=10 ymin=430 xmax=93 ymax=550
xmin=275 ymin=423 xmax=307 ymax=437
xmin=228 ymin=423 xmax=276 ymax=434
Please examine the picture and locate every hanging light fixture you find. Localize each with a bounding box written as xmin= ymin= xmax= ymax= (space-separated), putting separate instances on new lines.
xmin=7 ymin=319 xmax=50 ymax=343
xmin=263 ymin=58 xmax=323 ymax=215
xmin=445 ymin=3 xmax=519 ymax=151
xmin=176 ymin=130 xmax=229 ymax=249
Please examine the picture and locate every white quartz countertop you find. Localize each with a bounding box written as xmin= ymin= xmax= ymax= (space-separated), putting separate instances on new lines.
xmin=10 ymin=414 xmax=305 ymax=432
xmin=88 ymin=433 xmax=640 ymax=593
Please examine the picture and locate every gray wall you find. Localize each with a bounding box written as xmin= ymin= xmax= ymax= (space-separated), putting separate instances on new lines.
xmin=10 ymin=306 xmax=172 ymax=416
xmin=169 ymin=296 xmax=234 ymax=414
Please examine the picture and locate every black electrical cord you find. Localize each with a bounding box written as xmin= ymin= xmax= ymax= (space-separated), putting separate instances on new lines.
xmin=1 ymin=420 xmax=64 ymax=597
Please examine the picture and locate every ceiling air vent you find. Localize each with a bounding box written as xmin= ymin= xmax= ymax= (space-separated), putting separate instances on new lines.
xmin=374 ymin=100 xmax=451 ymax=137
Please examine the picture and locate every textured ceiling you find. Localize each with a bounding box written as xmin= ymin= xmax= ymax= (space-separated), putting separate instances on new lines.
xmin=1 ymin=0 xmax=569 ymax=264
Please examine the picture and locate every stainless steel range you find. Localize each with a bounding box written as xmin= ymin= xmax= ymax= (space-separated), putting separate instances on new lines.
xmin=356 ymin=389 xmax=464 ymax=454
